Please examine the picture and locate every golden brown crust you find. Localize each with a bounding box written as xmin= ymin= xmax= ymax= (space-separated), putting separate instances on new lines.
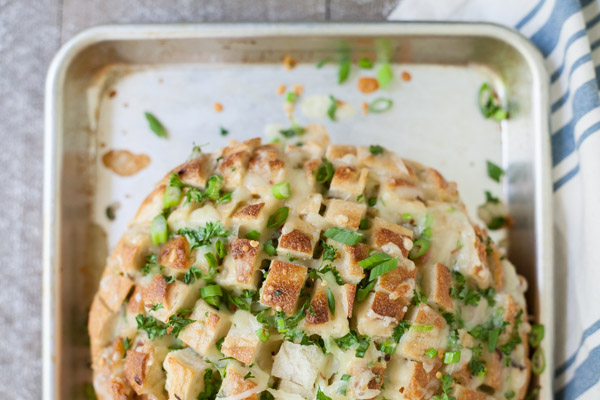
xmin=260 ymin=260 xmax=307 ymax=314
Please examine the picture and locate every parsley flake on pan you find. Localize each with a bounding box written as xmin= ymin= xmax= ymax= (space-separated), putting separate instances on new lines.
xmin=144 ymin=112 xmax=167 ymax=138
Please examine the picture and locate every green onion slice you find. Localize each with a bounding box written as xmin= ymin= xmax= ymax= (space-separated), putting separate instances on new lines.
xmin=338 ymin=59 xmax=351 ymax=84
xmin=356 ymin=280 xmax=376 ymax=302
xmin=478 ymin=83 xmax=509 ymax=121
xmin=316 ymin=58 xmax=330 ymax=69
xmin=323 ymin=227 xmax=363 ymax=246
xmin=315 ymin=160 xmax=335 ymax=184
xmin=486 ymin=161 xmax=504 ymax=183
xmin=369 ymin=257 xmax=398 ymax=281
xmin=206 ymin=175 xmax=225 ymax=201
xmin=215 ymin=240 xmax=227 ymax=258
xmin=529 ymin=324 xmax=545 ymax=347
xmin=412 ymin=324 xmax=434 ymax=332
xmin=256 ymin=327 xmax=271 ymax=342
xmin=377 ymin=63 xmax=393 ymax=89
xmin=151 ymin=214 xmax=168 ymax=245
xmin=358 ymin=57 xmax=373 ymax=69
xmin=272 ymin=182 xmax=292 ymax=200
xmin=245 ymin=230 xmax=260 ymax=240
xmin=327 ymin=287 xmax=335 ymax=316
xmin=443 ymin=350 xmax=461 ymax=364
xmin=264 ymin=240 xmax=277 ymax=256
xmin=369 ymin=98 xmax=393 ymax=113
xmin=201 ymin=284 xmax=223 ymax=307
xmin=145 ymin=112 xmax=167 ymax=138
xmin=267 ymin=207 xmax=289 ymax=229
xmin=163 ymin=185 xmax=181 ymax=208
xmin=426 ymin=348 xmax=438 ymax=359
xmin=488 ymin=327 xmax=501 ymax=352
xmin=358 ymin=252 xmax=392 ymax=269
xmin=327 ymin=95 xmax=338 ymax=121
xmin=531 ymin=348 xmax=545 ymax=375
xmin=380 ymin=340 xmax=395 ymax=355
xmin=408 ymin=237 xmax=431 ymax=260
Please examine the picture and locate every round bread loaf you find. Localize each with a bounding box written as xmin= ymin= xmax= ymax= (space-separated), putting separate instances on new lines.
xmin=89 ymin=126 xmax=531 ymax=400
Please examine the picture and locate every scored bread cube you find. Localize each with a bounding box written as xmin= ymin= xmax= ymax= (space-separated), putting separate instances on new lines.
xmin=124 ymin=339 xmax=169 ymax=397
xmin=97 ymin=267 xmax=133 ymax=312
xmin=369 ymin=217 xmax=414 ymax=258
xmin=303 ymin=277 xmax=350 ymax=338
xmin=421 ymin=262 xmax=454 ymax=312
xmin=134 ymin=185 xmax=167 ymax=224
xmin=221 ymin=310 xmax=264 ymax=365
xmin=176 ymin=153 xmax=214 ymax=188
xmin=328 ymin=166 xmax=368 ymax=201
xmin=218 ymin=238 xmax=263 ymax=291
xmin=381 ymin=177 xmax=424 ymax=201
xmin=396 ymin=303 xmax=449 ymax=363
xmin=382 ymin=357 xmax=440 ymax=400
xmin=277 ymin=217 xmax=319 ymax=259
xmin=338 ymin=344 xmax=387 ymax=399
xmin=143 ymin=275 xmax=197 ymax=323
xmin=179 ymin=299 xmax=232 ymax=358
xmin=330 ymin=241 xmax=369 ymax=284
xmin=323 ymin=199 xmax=366 ymax=230
xmin=271 ymin=341 xmax=327 ymax=390
xmin=276 ymin=380 xmax=314 ymax=399
xmin=159 ymin=236 xmax=191 ymax=271
xmin=218 ymin=360 xmax=269 ymax=400
xmin=217 ymin=138 xmax=261 ymax=191
xmin=88 ymin=295 xmax=119 ymax=352
xmin=111 ymin=231 xmax=153 ymax=274
xmin=163 ymin=348 xmax=213 ymax=400
xmin=260 ymin=260 xmax=308 ymax=314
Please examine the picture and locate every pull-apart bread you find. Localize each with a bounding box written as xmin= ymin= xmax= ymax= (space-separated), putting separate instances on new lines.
xmin=89 ymin=125 xmax=531 ymax=400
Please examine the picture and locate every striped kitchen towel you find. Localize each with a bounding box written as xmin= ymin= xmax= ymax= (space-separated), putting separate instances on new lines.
xmin=389 ymin=0 xmax=600 ymax=398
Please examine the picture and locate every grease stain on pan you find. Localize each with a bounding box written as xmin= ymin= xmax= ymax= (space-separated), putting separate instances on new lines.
xmin=102 ymin=150 xmax=151 ymax=176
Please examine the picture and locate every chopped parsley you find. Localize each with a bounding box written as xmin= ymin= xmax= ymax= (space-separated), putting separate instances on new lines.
xmin=279 ymin=125 xmax=305 ymax=138
xmin=220 ymin=127 xmax=229 ymax=136
xmin=321 ymin=241 xmax=337 ymax=262
xmin=468 ymin=343 xmax=487 ymax=377
xmin=393 ymin=320 xmax=411 ymax=343
xmin=264 ymin=240 xmax=277 ymax=256
xmin=243 ymin=371 xmax=255 ymax=380
xmin=487 ymin=161 xmax=504 ymax=182
xmin=149 ymin=303 xmax=163 ymax=312
xmin=411 ymin=284 xmax=428 ymax=306
xmin=369 ymin=145 xmax=384 ymax=155
xmin=179 ymin=221 xmax=229 ymax=250
xmin=432 ymin=374 xmax=456 ymax=400
xmin=141 ymin=253 xmax=159 ymax=276
xmin=450 ymin=271 xmax=481 ymax=306
xmin=334 ymin=330 xmax=371 ymax=358
xmin=197 ymin=369 xmax=221 ymax=400
xmin=121 ymin=337 xmax=131 ymax=359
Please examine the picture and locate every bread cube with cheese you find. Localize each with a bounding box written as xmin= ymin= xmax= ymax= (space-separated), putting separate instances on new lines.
xmin=97 ymin=267 xmax=133 ymax=312
xmin=331 ymin=241 xmax=369 ymax=284
xmin=260 ymin=260 xmax=308 ymax=314
xmin=369 ymin=217 xmax=414 ymax=258
xmin=221 ymin=310 xmax=264 ymax=365
xmin=219 ymin=238 xmax=263 ymax=291
xmin=382 ymin=357 xmax=440 ymax=400
xmin=272 ymin=341 xmax=327 ymax=390
xmin=356 ymin=146 xmax=412 ymax=178
xmin=179 ymin=299 xmax=232 ymax=358
xmin=218 ymin=360 xmax=269 ymax=400
xmin=277 ymin=217 xmax=319 ymax=259
xmin=143 ymin=275 xmax=197 ymax=323
xmin=111 ymin=230 xmax=153 ymax=274
xmin=163 ymin=348 xmax=213 ymax=400
xmin=159 ymin=236 xmax=191 ymax=271
xmin=245 ymin=145 xmax=286 ymax=194
xmin=421 ymin=262 xmax=454 ymax=312
xmin=396 ymin=304 xmax=449 ymax=363
xmin=231 ymin=201 xmax=278 ymax=234
xmin=328 ymin=166 xmax=368 ymax=201
xmin=325 ymin=145 xmax=357 ymax=166
xmin=176 ymin=153 xmax=214 ymax=188
xmin=124 ymin=339 xmax=169 ymax=397
xmin=217 ymin=138 xmax=261 ymax=190
xmin=303 ymin=276 xmax=351 ymax=338
xmin=354 ymin=290 xmax=409 ymax=338
xmin=323 ymin=199 xmax=366 ymax=230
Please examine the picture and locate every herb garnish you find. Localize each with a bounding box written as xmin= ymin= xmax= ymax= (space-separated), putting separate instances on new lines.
xmin=487 ymin=160 xmax=504 ymax=182
xmin=179 ymin=222 xmax=229 ymax=250
xmin=327 ymin=95 xmax=339 ymax=121
xmin=369 ymin=145 xmax=384 ymax=155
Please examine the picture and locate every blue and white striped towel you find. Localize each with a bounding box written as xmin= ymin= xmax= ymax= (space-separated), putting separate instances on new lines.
xmin=389 ymin=0 xmax=600 ymax=398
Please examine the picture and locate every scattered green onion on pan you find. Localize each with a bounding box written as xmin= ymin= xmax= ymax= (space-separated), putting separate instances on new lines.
xmin=529 ymin=324 xmax=545 ymax=347
xmin=369 ymin=98 xmax=393 ymax=113
xmin=145 ymin=112 xmax=167 ymax=138
xmin=531 ymin=348 xmax=546 ymax=375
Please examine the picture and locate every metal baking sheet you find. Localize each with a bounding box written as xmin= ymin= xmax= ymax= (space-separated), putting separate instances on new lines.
xmin=44 ymin=23 xmax=553 ymax=399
